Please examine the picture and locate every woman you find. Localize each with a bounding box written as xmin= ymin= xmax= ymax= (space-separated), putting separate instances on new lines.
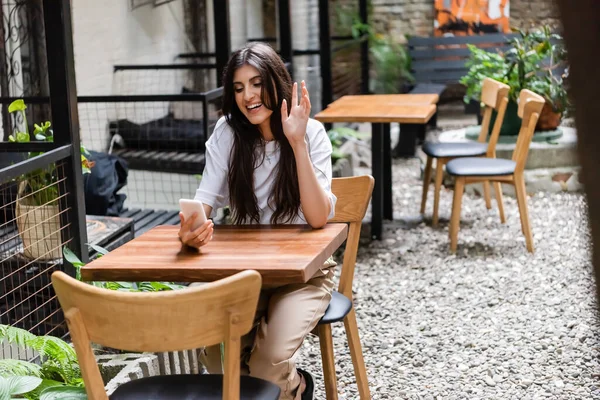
xmin=178 ymin=42 xmax=337 ymax=400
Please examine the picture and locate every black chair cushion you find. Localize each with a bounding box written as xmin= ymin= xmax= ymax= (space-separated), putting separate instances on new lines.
xmin=446 ymin=157 xmax=516 ymax=177
xmin=319 ymin=291 xmax=352 ymax=325
xmin=110 ymin=374 xmax=280 ymax=400
xmin=422 ymin=142 xmax=487 ymax=158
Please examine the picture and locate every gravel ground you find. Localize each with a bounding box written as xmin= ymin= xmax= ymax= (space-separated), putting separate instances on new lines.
xmin=297 ymin=157 xmax=600 ymax=399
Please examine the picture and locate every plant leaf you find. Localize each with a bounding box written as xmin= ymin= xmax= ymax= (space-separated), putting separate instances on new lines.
xmin=0 ymin=325 xmax=38 ymax=351
xmin=62 ymin=247 xmax=85 ymax=268
xmin=7 ymin=376 xmax=42 ymax=395
xmin=27 ymin=336 xmax=78 ymax=366
xmin=24 ymin=379 xmax=65 ymax=399
xmin=88 ymin=244 xmax=109 ymax=256
xmin=35 ymin=134 xmax=46 ymax=141
xmin=40 ymin=385 xmax=87 ymax=400
xmin=0 ymin=377 xmax=9 ymax=400
xmin=0 ymin=359 xmax=42 ymax=378
xmin=8 ymin=99 xmax=26 ymax=113
xmin=16 ymin=132 xmax=30 ymax=143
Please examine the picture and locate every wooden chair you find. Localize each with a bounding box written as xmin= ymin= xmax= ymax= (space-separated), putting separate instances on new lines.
xmin=420 ymin=78 xmax=510 ymax=227
xmin=51 ymin=270 xmax=280 ymax=400
xmin=317 ymin=175 xmax=374 ymax=400
xmin=446 ymin=89 xmax=545 ymax=253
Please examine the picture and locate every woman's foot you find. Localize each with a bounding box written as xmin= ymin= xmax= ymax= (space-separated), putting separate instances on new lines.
xmin=297 ymin=368 xmax=315 ymax=400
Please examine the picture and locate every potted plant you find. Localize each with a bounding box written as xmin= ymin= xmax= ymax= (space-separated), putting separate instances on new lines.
xmin=460 ymin=25 xmax=569 ymax=134
xmin=8 ymin=99 xmax=93 ymax=261
xmin=341 ymin=7 xmax=414 ymax=94
xmin=0 ymin=324 xmax=87 ymax=399
xmin=327 ymin=126 xmax=368 ymax=178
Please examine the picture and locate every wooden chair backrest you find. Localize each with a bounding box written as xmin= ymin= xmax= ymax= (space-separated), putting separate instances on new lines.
xmin=477 ymin=78 xmax=510 ymax=158
xmin=51 ymin=270 xmax=262 ymax=400
xmin=512 ymin=89 xmax=546 ymax=172
xmin=329 ymin=175 xmax=375 ymax=299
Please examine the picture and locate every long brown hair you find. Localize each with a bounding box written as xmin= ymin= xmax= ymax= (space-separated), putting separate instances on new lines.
xmin=221 ymin=42 xmax=300 ymax=224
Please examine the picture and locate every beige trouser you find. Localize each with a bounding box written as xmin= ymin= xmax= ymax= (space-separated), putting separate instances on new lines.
xmin=198 ymin=258 xmax=336 ymax=400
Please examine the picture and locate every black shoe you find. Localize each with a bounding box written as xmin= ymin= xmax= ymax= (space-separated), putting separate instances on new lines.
xmin=297 ymin=368 xmax=315 ymax=400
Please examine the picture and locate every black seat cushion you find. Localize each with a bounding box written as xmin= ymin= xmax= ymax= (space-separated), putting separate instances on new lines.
xmin=109 ymin=114 xmax=206 ymax=152
xmin=422 ymin=142 xmax=487 ymax=158
xmin=110 ymin=374 xmax=280 ymax=400
xmin=446 ymin=157 xmax=516 ymax=177
xmin=319 ymin=291 xmax=352 ymax=325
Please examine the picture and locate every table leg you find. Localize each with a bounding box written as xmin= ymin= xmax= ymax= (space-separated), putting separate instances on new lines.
xmin=371 ymin=123 xmax=384 ymax=240
xmin=393 ymin=123 xmax=418 ymax=158
xmin=383 ymin=123 xmax=393 ymax=220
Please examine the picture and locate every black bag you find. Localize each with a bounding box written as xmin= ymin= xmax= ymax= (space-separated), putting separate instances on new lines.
xmin=0 ymin=153 xmax=26 ymax=224
xmin=83 ymin=151 xmax=128 ymax=216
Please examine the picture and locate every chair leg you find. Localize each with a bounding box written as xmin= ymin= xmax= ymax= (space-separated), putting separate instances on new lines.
xmin=514 ymin=175 xmax=534 ymax=253
xmin=317 ymin=324 xmax=339 ymax=400
xmin=494 ymin=182 xmax=506 ymax=223
xmin=420 ymin=156 xmax=433 ymax=215
xmin=343 ymin=308 xmax=371 ymax=400
xmin=483 ymin=181 xmax=492 ymax=209
xmin=432 ymin=158 xmax=445 ymax=227
xmin=450 ymin=177 xmax=465 ymax=253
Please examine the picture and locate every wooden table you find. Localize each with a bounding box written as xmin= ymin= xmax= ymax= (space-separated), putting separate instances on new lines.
xmin=325 ymin=93 xmax=439 ymax=107
xmin=80 ymin=224 xmax=348 ymax=287
xmin=315 ymin=95 xmax=437 ymax=240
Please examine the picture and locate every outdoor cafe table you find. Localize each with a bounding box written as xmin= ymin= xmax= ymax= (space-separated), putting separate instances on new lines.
xmin=315 ymin=94 xmax=437 ymax=240
xmin=80 ymin=224 xmax=348 ymax=287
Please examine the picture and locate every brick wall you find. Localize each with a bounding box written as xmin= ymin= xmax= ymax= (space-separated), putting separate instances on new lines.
xmin=370 ymin=0 xmax=562 ymax=42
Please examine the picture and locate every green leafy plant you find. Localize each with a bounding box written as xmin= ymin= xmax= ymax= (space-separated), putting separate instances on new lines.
xmin=63 ymin=245 xmax=186 ymax=292
xmin=351 ymin=21 xmax=414 ymax=94
xmin=327 ymin=127 xmax=368 ymax=164
xmin=0 ymin=324 xmax=86 ymax=399
xmin=7 ymin=99 xmax=93 ymax=206
xmin=460 ymin=25 xmax=569 ymax=114
xmin=333 ymin=2 xmax=413 ymax=94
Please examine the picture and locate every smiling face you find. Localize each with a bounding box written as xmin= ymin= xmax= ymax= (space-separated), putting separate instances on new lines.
xmin=233 ymin=64 xmax=274 ymax=133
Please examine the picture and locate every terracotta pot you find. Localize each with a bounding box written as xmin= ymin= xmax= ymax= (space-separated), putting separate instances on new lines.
xmin=536 ymin=102 xmax=562 ymax=131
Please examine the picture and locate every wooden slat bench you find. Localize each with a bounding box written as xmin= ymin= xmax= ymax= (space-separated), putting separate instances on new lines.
xmin=110 ymin=149 xmax=205 ymax=175
xmin=406 ymin=32 xmax=519 ymax=121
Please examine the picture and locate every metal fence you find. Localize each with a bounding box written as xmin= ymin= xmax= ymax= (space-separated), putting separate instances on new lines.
xmin=0 ymin=0 xmax=87 ymax=361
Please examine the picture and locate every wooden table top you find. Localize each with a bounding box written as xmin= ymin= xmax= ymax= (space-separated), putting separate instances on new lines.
xmin=327 ymin=93 xmax=439 ymax=106
xmin=315 ymin=102 xmax=437 ymax=124
xmin=80 ymin=224 xmax=348 ymax=287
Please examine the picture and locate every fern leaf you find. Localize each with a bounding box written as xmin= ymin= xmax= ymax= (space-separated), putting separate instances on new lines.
xmin=0 ymin=359 xmax=41 ymax=378
xmin=28 ymin=336 xmax=77 ymax=365
xmin=0 ymin=325 xmax=37 ymax=351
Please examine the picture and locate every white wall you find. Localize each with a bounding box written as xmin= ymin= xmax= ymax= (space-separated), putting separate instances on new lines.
xmin=72 ymin=0 xmax=191 ymax=150
xmin=71 ymin=0 xmax=200 ymax=210
xmin=72 ymin=0 xmax=190 ymax=96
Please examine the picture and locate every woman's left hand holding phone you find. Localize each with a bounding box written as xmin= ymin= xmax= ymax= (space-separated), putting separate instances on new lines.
xmin=178 ymin=213 xmax=214 ymax=249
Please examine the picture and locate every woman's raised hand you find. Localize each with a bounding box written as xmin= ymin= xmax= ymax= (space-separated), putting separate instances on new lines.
xmin=281 ymin=81 xmax=311 ymax=147
xmin=178 ymin=213 xmax=214 ymax=249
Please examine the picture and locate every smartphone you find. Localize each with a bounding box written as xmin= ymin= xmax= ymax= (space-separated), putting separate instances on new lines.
xmin=179 ymin=199 xmax=208 ymax=231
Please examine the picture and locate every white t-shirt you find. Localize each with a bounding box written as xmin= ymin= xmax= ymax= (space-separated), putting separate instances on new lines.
xmin=194 ymin=116 xmax=337 ymax=224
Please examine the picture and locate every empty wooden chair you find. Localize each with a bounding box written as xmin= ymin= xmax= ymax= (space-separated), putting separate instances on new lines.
xmin=317 ymin=175 xmax=374 ymax=400
xmin=51 ymin=270 xmax=280 ymax=400
xmin=446 ymin=89 xmax=545 ymax=253
xmin=420 ymin=78 xmax=510 ymax=227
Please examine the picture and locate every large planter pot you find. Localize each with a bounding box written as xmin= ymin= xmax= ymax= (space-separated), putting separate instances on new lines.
xmin=332 ymin=154 xmax=354 ymax=178
xmin=536 ymin=102 xmax=562 ymax=131
xmin=16 ymin=200 xmax=62 ymax=261
xmin=488 ymin=100 xmax=522 ymax=136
